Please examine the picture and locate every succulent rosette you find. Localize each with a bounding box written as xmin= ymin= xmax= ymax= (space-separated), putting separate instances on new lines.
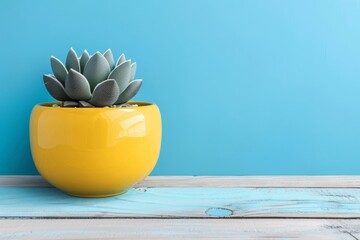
xmin=43 ymin=48 xmax=142 ymax=107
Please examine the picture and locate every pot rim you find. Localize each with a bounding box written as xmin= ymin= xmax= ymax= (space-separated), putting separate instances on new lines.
xmin=35 ymin=101 xmax=156 ymax=110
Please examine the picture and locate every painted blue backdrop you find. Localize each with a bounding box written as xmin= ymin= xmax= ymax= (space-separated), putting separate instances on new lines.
xmin=1 ymin=0 xmax=360 ymax=175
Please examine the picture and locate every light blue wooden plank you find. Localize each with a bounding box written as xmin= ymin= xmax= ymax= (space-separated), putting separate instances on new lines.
xmin=0 ymin=187 xmax=360 ymax=218
xmin=3 ymin=176 xmax=360 ymax=188
xmin=1 ymin=219 xmax=359 ymax=240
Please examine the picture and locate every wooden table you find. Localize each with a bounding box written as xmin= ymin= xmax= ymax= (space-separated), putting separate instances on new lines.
xmin=1 ymin=176 xmax=360 ymax=239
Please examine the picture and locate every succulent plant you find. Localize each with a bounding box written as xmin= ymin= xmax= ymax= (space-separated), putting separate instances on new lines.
xmin=43 ymin=48 xmax=142 ymax=107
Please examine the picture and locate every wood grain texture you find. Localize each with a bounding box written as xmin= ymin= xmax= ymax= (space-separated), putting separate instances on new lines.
xmin=1 ymin=219 xmax=360 ymax=240
xmin=1 ymin=176 xmax=360 ymax=239
xmin=2 ymin=175 xmax=360 ymax=188
xmin=138 ymin=176 xmax=360 ymax=188
xmin=1 ymin=187 xmax=360 ymax=218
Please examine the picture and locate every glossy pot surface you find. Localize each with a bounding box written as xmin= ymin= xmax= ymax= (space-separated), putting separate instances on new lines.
xmin=30 ymin=102 xmax=161 ymax=197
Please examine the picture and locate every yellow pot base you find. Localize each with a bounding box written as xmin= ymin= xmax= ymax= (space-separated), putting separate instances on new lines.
xmin=66 ymin=190 xmax=127 ymax=198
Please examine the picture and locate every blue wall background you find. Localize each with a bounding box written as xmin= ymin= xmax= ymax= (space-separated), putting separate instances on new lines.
xmin=1 ymin=0 xmax=360 ymax=175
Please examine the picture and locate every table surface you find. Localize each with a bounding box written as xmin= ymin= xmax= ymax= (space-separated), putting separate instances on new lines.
xmin=1 ymin=176 xmax=360 ymax=239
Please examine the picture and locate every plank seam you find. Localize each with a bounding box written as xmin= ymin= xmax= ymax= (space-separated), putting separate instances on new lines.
xmin=3 ymin=216 xmax=360 ymax=220
xmin=2 ymin=175 xmax=360 ymax=188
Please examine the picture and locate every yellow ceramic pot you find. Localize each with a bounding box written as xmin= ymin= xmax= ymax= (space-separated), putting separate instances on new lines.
xmin=30 ymin=101 xmax=161 ymax=198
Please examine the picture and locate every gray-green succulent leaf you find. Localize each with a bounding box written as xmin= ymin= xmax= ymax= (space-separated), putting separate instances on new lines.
xmin=62 ymin=101 xmax=79 ymax=107
xmin=89 ymin=79 xmax=120 ymax=107
xmin=65 ymin=48 xmax=80 ymax=72
xmin=50 ymin=56 xmax=68 ymax=85
xmin=83 ymin=52 xmax=110 ymax=90
xmin=108 ymin=60 xmax=131 ymax=93
xmin=43 ymin=48 xmax=142 ymax=107
xmin=65 ymin=69 xmax=92 ymax=100
xmin=83 ymin=52 xmax=111 ymax=91
xmin=79 ymin=50 xmax=90 ymax=73
xmin=79 ymin=101 xmax=94 ymax=107
xmin=130 ymin=62 xmax=136 ymax=81
xmin=115 ymin=79 xmax=142 ymax=104
xmin=116 ymin=53 xmax=126 ymax=66
xmin=43 ymin=74 xmax=70 ymax=101
xmin=103 ymin=49 xmax=115 ymax=70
